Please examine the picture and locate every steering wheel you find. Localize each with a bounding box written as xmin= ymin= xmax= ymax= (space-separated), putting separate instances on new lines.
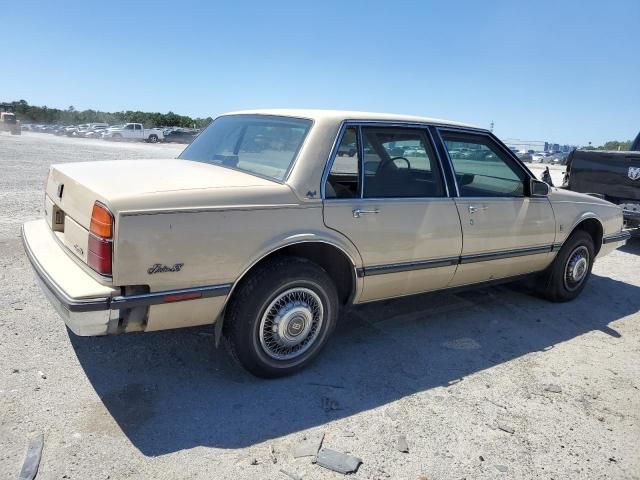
xmin=379 ymin=156 xmax=411 ymax=172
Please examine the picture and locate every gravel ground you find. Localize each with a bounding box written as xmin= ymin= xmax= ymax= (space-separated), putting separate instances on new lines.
xmin=1 ymin=132 xmax=639 ymax=480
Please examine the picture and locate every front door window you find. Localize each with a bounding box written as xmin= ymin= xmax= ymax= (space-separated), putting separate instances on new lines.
xmin=441 ymin=133 xmax=525 ymax=197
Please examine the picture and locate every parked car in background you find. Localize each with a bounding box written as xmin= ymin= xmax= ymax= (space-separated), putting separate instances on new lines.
xmin=66 ymin=124 xmax=87 ymax=136
xmin=22 ymin=109 xmax=629 ymax=377
xmin=162 ymin=127 xmax=199 ymax=144
xmin=0 ymin=110 xmax=21 ymax=135
xmin=531 ymin=152 xmax=552 ymax=163
xmin=517 ymin=150 xmax=533 ymax=162
xmin=564 ymin=131 xmax=640 ymax=229
xmin=84 ymin=126 xmax=110 ymax=138
xmin=337 ymin=141 xmax=357 ymax=157
xmin=77 ymin=124 xmax=110 ymax=138
xmin=102 ymin=123 xmax=164 ymax=142
xmin=548 ymin=152 xmax=569 ymax=165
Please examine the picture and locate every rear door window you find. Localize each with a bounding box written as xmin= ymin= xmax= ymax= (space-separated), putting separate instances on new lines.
xmin=361 ymin=127 xmax=444 ymax=198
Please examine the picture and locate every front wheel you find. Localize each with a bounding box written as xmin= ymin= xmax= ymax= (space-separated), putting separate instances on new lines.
xmin=224 ymin=257 xmax=339 ymax=378
xmin=540 ymin=230 xmax=595 ymax=302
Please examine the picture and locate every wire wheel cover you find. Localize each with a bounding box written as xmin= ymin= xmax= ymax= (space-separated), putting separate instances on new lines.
xmin=259 ymin=287 xmax=324 ymax=360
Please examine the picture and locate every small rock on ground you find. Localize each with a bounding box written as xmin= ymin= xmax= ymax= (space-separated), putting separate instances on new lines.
xmin=397 ymin=434 xmax=409 ymax=453
xmin=545 ymin=384 xmax=562 ymax=393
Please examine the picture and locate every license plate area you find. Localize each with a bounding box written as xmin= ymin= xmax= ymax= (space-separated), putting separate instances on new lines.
xmin=44 ymin=195 xmax=65 ymax=232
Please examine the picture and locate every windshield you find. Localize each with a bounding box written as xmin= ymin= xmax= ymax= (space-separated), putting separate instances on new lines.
xmin=179 ymin=114 xmax=312 ymax=181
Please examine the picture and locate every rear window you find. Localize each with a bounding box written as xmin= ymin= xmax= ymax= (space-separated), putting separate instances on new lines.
xmin=179 ymin=115 xmax=312 ymax=181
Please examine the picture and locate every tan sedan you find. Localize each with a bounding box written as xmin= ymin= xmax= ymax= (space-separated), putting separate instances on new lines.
xmin=22 ymin=110 xmax=630 ymax=377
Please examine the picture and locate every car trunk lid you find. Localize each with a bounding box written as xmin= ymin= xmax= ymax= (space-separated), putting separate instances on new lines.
xmin=44 ymin=158 xmax=278 ymax=267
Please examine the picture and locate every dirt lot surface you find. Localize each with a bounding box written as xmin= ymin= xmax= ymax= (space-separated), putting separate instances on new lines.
xmin=1 ymin=132 xmax=639 ymax=479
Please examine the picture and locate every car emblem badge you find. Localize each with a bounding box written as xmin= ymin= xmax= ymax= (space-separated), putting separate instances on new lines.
xmin=628 ymin=167 xmax=640 ymax=181
xmin=148 ymin=263 xmax=184 ymax=274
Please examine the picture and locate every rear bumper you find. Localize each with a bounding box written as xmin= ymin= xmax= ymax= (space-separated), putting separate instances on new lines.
xmin=22 ymin=219 xmax=232 ymax=336
xmin=23 ymin=220 xmax=120 ymax=336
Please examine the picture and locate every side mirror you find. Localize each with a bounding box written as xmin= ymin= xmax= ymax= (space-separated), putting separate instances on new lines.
xmin=528 ymin=178 xmax=550 ymax=197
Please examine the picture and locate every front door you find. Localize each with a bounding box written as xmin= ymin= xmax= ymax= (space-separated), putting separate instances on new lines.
xmin=438 ymin=130 xmax=556 ymax=287
xmin=323 ymin=125 xmax=463 ymax=302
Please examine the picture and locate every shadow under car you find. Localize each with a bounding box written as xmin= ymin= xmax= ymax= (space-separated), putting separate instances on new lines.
xmin=69 ymin=272 xmax=639 ymax=456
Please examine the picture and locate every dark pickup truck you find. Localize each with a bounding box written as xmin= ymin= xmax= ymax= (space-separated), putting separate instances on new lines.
xmin=564 ymin=131 xmax=640 ymax=228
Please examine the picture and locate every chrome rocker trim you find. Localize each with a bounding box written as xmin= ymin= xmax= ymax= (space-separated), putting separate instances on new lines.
xmin=602 ymin=231 xmax=631 ymax=245
xmin=357 ymin=245 xmax=554 ymax=277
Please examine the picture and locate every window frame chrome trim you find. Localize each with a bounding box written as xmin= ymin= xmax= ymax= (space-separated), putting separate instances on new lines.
xmin=433 ymin=127 xmax=460 ymax=197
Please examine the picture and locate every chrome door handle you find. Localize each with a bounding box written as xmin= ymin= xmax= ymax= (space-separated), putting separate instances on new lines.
xmin=353 ymin=208 xmax=379 ymax=218
xmin=468 ymin=205 xmax=488 ymax=214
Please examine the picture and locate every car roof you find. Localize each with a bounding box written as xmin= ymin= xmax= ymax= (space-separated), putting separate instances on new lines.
xmin=224 ymin=108 xmax=479 ymax=129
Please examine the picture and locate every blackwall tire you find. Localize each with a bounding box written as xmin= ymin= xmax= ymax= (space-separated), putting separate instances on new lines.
xmin=540 ymin=230 xmax=595 ymax=302
xmin=224 ymin=256 xmax=339 ymax=378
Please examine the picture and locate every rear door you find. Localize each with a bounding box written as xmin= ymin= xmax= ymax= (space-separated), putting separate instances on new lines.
xmin=323 ymin=124 xmax=462 ymax=302
xmin=438 ymin=129 xmax=556 ymax=286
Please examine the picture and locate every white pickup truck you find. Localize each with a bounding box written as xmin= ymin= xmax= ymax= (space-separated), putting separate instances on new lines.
xmin=102 ymin=123 xmax=164 ymax=143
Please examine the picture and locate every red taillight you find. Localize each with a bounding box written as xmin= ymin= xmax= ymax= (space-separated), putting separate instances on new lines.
xmin=88 ymin=235 xmax=112 ymax=275
xmin=88 ymin=202 xmax=113 ymax=275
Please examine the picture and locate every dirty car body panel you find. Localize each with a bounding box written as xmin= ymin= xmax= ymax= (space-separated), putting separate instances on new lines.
xmin=22 ymin=109 xmax=629 ymax=375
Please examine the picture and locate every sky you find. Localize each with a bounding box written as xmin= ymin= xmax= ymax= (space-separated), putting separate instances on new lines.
xmin=1 ymin=0 xmax=638 ymax=146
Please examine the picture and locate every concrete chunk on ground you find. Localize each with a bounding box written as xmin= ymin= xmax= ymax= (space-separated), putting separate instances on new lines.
xmin=279 ymin=468 xmax=303 ymax=480
xmin=314 ymin=448 xmax=362 ymax=474
xmin=396 ymin=434 xmax=409 ymax=453
xmin=292 ymin=432 xmax=324 ymax=458
xmin=18 ymin=433 xmax=44 ymax=480
xmin=545 ymin=384 xmax=563 ymax=393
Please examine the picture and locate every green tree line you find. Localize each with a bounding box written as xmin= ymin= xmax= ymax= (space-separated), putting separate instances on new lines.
xmin=3 ymin=99 xmax=213 ymax=129
xmin=581 ymin=140 xmax=632 ymax=151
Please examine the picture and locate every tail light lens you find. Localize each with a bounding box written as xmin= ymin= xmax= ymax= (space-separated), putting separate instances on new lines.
xmin=88 ymin=202 xmax=113 ymax=275
xmin=90 ymin=202 xmax=113 ymax=238
xmin=88 ymin=235 xmax=112 ymax=275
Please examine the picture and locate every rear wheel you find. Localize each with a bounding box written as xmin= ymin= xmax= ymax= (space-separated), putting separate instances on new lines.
xmin=224 ymin=257 xmax=339 ymax=378
xmin=540 ymin=230 xmax=595 ymax=302
xmin=148 ymin=134 xmax=158 ymax=143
